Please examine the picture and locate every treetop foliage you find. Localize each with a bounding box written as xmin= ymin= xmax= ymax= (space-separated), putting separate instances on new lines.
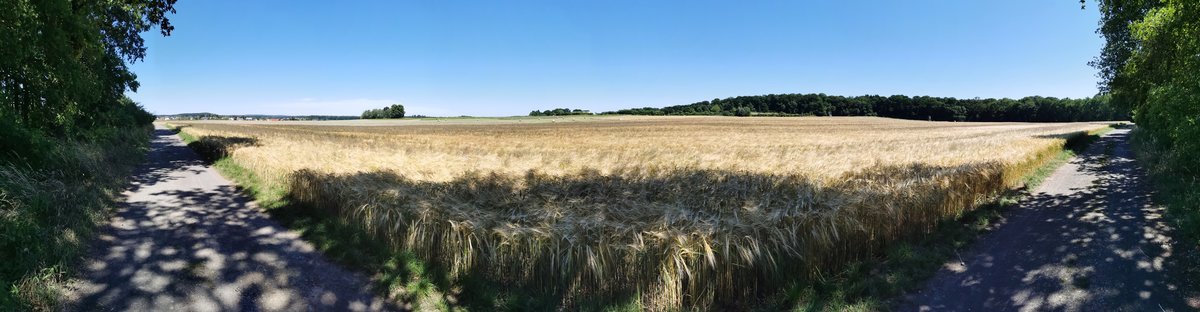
xmin=361 ymin=104 xmax=406 ymax=119
xmin=607 ymin=93 xmax=1128 ymax=122
xmin=1092 ymin=0 xmax=1199 ymax=176
xmin=529 ymin=108 xmax=593 ymax=116
xmin=0 ymin=0 xmax=174 ymax=138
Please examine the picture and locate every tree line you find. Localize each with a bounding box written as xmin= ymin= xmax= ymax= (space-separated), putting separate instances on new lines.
xmin=1092 ymin=1 xmax=1199 ymax=182
xmin=529 ymin=108 xmax=593 ymax=116
xmin=1 ymin=0 xmax=175 ymax=308
xmin=607 ymin=93 xmax=1129 ymax=122
xmin=361 ymin=104 xmax=406 ymax=119
xmin=159 ymin=113 xmax=359 ymax=121
xmin=1 ymin=0 xmax=173 ymax=139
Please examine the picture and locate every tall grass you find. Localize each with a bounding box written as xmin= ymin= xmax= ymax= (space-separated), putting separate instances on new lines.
xmin=1132 ymin=128 xmax=1200 ymax=284
xmin=0 ymin=127 xmax=149 ymax=310
xmin=174 ymin=116 xmax=1110 ymax=309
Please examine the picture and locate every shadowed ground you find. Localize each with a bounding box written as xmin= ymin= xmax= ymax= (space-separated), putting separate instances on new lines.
xmin=62 ymin=126 xmax=395 ymax=311
xmin=899 ymin=128 xmax=1199 ymax=311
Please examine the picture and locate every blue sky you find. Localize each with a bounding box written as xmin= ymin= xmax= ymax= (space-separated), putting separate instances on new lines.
xmin=131 ymin=1 xmax=1105 ymax=116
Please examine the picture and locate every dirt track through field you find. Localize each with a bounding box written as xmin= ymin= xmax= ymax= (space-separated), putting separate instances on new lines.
xmin=899 ymin=128 xmax=1198 ymax=311
xmin=62 ymin=126 xmax=395 ymax=311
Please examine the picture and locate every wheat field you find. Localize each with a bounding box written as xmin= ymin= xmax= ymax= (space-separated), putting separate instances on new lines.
xmin=170 ymin=116 xmax=1109 ymax=309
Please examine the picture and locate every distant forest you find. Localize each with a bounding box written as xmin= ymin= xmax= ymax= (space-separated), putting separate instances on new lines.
xmin=530 ymin=108 xmax=593 ymax=116
xmin=160 ymin=113 xmax=358 ymax=121
xmin=607 ymin=93 xmax=1128 ymax=122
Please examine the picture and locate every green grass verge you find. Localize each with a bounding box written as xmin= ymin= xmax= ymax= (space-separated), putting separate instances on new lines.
xmin=0 ymin=127 xmax=151 ymax=311
xmin=1130 ymin=127 xmax=1200 ymax=288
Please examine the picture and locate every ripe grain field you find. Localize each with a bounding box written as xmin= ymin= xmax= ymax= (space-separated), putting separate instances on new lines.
xmin=169 ymin=116 xmax=1111 ymax=309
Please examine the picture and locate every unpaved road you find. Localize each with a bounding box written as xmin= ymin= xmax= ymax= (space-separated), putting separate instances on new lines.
xmin=899 ymin=128 xmax=1199 ymax=311
xmin=63 ymin=126 xmax=395 ymax=311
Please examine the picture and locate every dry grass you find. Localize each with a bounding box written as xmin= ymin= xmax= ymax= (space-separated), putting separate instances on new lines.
xmin=171 ymin=116 xmax=1109 ymax=309
xmin=0 ymin=127 xmax=149 ymax=310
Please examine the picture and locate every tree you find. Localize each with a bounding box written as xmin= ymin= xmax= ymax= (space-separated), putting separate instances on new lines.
xmin=528 ymin=108 xmax=593 ymax=116
xmin=361 ymin=104 xmax=405 ymax=119
xmin=1092 ymin=0 xmax=1200 ymax=175
xmin=385 ymin=104 xmax=405 ymax=118
xmin=0 ymin=0 xmax=177 ymax=137
xmin=610 ymin=92 xmax=1127 ymax=122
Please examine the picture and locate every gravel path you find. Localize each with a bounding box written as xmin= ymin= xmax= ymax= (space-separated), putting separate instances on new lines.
xmin=899 ymin=128 xmax=1199 ymax=311
xmin=62 ymin=126 xmax=396 ymax=311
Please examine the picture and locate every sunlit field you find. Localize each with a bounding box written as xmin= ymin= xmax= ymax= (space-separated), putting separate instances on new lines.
xmin=170 ymin=116 xmax=1110 ymax=309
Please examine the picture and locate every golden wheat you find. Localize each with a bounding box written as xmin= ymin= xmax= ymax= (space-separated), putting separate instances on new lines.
xmin=171 ymin=116 xmax=1108 ymax=309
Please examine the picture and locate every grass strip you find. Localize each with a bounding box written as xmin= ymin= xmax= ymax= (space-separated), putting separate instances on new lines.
xmin=1130 ymin=127 xmax=1200 ymax=294
xmin=0 ymin=127 xmax=151 ymax=310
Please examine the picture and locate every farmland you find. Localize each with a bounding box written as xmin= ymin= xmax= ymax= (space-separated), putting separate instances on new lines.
xmin=169 ymin=116 xmax=1110 ymax=309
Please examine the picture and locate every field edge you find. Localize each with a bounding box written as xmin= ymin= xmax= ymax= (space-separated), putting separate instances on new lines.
xmin=789 ymin=125 xmax=1113 ymax=311
xmin=164 ymin=122 xmax=1115 ymax=311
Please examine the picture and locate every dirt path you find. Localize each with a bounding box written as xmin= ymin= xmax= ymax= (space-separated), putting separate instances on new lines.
xmin=899 ymin=128 xmax=1198 ymax=311
xmin=63 ymin=126 xmax=395 ymax=311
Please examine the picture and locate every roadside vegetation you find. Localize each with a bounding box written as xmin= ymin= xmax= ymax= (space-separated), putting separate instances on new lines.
xmin=0 ymin=0 xmax=174 ymax=309
xmin=1091 ymin=0 xmax=1200 ymax=280
xmin=0 ymin=122 xmax=150 ymax=310
xmin=171 ymin=117 xmax=1109 ymax=310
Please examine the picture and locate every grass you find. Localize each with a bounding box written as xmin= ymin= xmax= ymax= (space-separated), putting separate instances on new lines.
xmin=1130 ymin=127 xmax=1200 ymax=288
xmin=0 ymin=127 xmax=150 ymax=311
xmin=167 ymin=116 xmax=1113 ymax=310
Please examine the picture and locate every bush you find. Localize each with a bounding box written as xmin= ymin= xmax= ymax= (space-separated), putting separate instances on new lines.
xmin=0 ymin=118 xmax=54 ymax=169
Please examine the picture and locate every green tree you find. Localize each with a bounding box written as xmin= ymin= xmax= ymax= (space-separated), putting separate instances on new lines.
xmin=361 ymin=104 xmax=405 ymax=119
xmin=0 ymin=0 xmax=176 ymax=137
xmin=611 ymin=92 xmax=1126 ymax=122
xmin=528 ymin=108 xmax=593 ymax=116
xmin=1092 ymin=0 xmax=1199 ymax=175
xmin=386 ymin=104 xmax=405 ymax=118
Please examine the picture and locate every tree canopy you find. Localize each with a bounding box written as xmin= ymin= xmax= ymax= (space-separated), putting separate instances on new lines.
xmin=1092 ymin=0 xmax=1199 ymax=175
xmin=529 ymin=108 xmax=593 ymax=116
xmin=361 ymin=104 xmax=406 ymax=119
xmin=0 ymin=0 xmax=174 ymax=138
xmin=607 ymin=93 xmax=1128 ymax=122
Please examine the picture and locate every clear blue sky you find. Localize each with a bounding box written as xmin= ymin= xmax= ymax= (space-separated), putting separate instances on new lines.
xmin=130 ymin=1 xmax=1105 ymax=116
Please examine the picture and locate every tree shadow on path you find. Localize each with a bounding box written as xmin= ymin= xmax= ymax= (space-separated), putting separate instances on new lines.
xmin=63 ymin=127 xmax=397 ymax=311
xmin=900 ymin=129 xmax=1200 ymax=311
